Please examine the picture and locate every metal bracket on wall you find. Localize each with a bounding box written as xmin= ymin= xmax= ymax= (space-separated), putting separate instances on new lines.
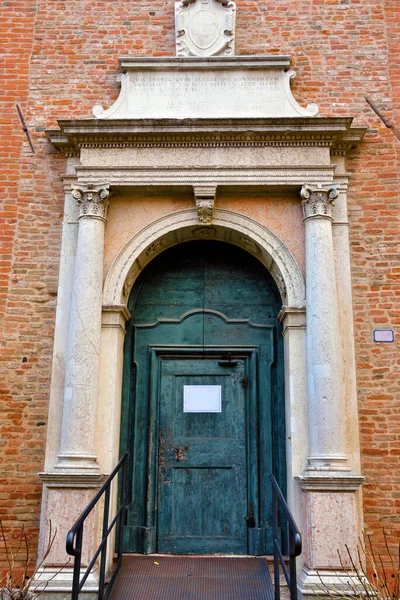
xmin=366 ymin=97 xmax=400 ymax=143
xmin=16 ymin=104 xmax=35 ymax=153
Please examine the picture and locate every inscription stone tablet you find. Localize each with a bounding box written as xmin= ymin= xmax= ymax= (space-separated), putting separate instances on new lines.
xmin=93 ymin=57 xmax=318 ymax=120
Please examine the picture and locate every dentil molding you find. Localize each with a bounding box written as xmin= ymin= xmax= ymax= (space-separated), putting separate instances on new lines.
xmin=47 ymin=117 xmax=366 ymax=157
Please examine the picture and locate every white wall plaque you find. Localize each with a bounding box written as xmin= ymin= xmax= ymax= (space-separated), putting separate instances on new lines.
xmin=373 ymin=329 xmax=394 ymax=343
xmin=184 ymin=385 xmax=222 ymax=413
xmin=93 ymin=57 xmax=318 ymax=120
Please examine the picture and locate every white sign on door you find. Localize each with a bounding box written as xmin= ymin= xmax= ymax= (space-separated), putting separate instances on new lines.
xmin=183 ymin=385 xmax=222 ymax=413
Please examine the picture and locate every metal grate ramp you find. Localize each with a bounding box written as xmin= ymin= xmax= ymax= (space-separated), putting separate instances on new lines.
xmin=109 ymin=556 xmax=274 ymax=600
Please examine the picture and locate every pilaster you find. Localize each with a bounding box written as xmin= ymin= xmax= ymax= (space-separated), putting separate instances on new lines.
xmin=44 ymin=179 xmax=79 ymax=472
xmin=97 ymin=305 xmax=132 ymax=472
xmin=332 ymin=177 xmax=362 ymax=474
xmin=278 ymin=307 xmax=308 ymax=521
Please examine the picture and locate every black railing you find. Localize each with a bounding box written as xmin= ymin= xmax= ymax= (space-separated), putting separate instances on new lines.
xmin=66 ymin=454 xmax=129 ymax=600
xmin=270 ymin=474 xmax=302 ymax=600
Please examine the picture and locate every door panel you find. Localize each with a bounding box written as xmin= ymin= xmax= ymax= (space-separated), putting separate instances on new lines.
xmin=158 ymin=358 xmax=248 ymax=554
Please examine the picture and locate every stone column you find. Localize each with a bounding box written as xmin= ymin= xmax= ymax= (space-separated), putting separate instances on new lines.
xmin=297 ymin=184 xmax=364 ymax=600
xmin=56 ymin=184 xmax=111 ymax=473
xmin=300 ymin=184 xmax=347 ymax=471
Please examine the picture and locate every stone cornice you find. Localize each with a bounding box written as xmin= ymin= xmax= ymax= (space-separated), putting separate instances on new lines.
xmin=278 ymin=306 xmax=306 ymax=333
xmin=46 ymin=117 xmax=366 ymax=156
xmin=102 ymin=304 xmax=132 ymax=333
xmin=118 ymin=56 xmax=292 ymax=71
xmin=102 ymin=304 xmax=132 ymax=321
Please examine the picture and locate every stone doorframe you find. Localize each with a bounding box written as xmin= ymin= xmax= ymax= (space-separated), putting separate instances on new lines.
xmin=101 ymin=207 xmax=306 ymax=497
xmin=38 ymin=117 xmax=366 ymax=598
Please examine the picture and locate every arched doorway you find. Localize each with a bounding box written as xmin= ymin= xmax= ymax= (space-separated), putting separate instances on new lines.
xmin=120 ymin=241 xmax=286 ymax=555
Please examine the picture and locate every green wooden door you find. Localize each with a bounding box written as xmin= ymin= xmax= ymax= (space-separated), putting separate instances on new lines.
xmin=158 ymin=358 xmax=248 ymax=554
xmin=121 ymin=241 xmax=286 ymax=555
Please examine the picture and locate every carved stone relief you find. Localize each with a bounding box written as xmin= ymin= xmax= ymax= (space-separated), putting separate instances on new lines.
xmin=238 ymin=234 xmax=262 ymax=256
xmin=193 ymin=226 xmax=217 ymax=238
xmin=193 ymin=185 xmax=216 ymax=224
xmin=175 ymin=0 xmax=236 ymax=57
xmin=146 ymin=238 xmax=167 ymax=257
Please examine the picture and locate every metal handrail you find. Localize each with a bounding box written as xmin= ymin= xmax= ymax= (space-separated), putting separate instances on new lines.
xmin=66 ymin=453 xmax=129 ymax=600
xmin=270 ymin=474 xmax=302 ymax=600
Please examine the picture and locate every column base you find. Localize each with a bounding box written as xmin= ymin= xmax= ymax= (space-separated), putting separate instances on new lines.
xmin=298 ymin=566 xmax=368 ymax=600
xmin=306 ymin=455 xmax=350 ymax=472
xmin=55 ymin=453 xmax=100 ymax=475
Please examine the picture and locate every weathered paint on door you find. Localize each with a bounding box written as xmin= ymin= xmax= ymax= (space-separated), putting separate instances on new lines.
xmin=158 ymin=358 xmax=248 ymax=554
xmin=121 ymin=241 xmax=286 ymax=555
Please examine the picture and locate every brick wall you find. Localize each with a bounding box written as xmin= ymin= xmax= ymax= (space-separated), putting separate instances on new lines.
xmin=0 ymin=0 xmax=399 ymax=574
xmin=357 ymin=0 xmax=400 ymax=546
xmin=0 ymin=0 xmax=45 ymax=575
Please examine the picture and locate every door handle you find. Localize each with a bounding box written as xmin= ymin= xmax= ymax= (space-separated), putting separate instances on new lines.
xmin=175 ymin=445 xmax=189 ymax=462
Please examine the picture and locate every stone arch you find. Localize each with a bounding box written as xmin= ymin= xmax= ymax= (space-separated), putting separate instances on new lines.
xmin=103 ymin=208 xmax=305 ymax=309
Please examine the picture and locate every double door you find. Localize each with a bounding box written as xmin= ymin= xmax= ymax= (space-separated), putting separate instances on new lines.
xmin=120 ymin=241 xmax=286 ymax=555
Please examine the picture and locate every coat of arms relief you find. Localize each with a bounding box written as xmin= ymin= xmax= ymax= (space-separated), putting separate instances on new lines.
xmin=175 ymin=0 xmax=236 ymax=57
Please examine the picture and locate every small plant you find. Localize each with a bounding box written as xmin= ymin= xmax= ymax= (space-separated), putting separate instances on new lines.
xmin=317 ymin=530 xmax=400 ymax=599
xmin=0 ymin=521 xmax=63 ymax=600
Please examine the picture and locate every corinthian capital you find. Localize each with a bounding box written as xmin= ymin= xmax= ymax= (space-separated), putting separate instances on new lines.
xmin=300 ymin=184 xmax=339 ymax=221
xmin=71 ymin=184 xmax=111 ymax=222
